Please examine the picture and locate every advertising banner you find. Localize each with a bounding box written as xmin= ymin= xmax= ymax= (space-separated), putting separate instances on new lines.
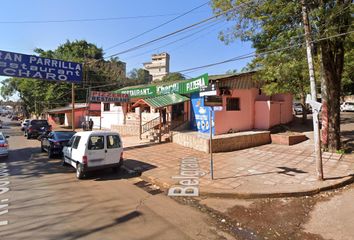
xmin=0 ymin=50 xmax=83 ymax=83
xmin=116 ymin=74 xmax=208 ymax=98
xmin=90 ymin=91 xmax=129 ymax=103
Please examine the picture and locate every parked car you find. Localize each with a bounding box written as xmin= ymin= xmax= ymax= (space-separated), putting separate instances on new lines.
xmin=62 ymin=131 xmax=123 ymax=179
xmin=25 ymin=119 xmax=51 ymax=139
xmin=340 ymin=102 xmax=354 ymax=112
xmin=21 ymin=119 xmax=31 ymax=131
xmin=40 ymin=131 xmax=76 ymax=158
xmin=11 ymin=115 xmax=19 ymax=121
xmin=0 ymin=132 xmax=10 ymax=158
xmin=293 ymin=103 xmax=303 ymax=115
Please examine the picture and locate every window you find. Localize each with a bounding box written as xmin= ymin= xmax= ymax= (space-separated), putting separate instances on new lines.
xmin=226 ymin=98 xmax=240 ymax=111
xmin=114 ymin=102 xmax=121 ymax=107
xmin=88 ymin=136 xmax=104 ymax=150
xmin=103 ymin=103 xmax=110 ymax=111
xmin=67 ymin=136 xmax=75 ymax=147
xmin=72 ymin=136 xmax=81 ymax=149
xmin=106 ymin=135 xmax=121 ymax=149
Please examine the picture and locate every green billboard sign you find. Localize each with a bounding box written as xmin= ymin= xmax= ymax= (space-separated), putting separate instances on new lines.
xmin=116 ymin=74 xmax=208 ymax=98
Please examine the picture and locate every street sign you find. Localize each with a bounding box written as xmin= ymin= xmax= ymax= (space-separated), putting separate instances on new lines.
xmin=204 ymin=95 xmax=222 ymax=107
xmin=200 ymin=84 xmax=217 ymax=97
xmin=306 ymin=94 xmax=322 ymax=112
xmin=0 ymin=50 xmax=82 ymax=83
xmin=90 ymin=91 xmax=130 ymax=103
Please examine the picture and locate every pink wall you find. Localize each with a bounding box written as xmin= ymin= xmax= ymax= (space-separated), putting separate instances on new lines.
xmin=254 ymin=101 xmax=270 ymax=129
xmin=214 ymin=89 xmax=259 ymax=134
xmin=269 ymin=102 xmax=281 ymax=127
xmin=254 ymin=93 xmax=293 ymax=130
xmin=89 ymin=103 xmax=101 ymax=111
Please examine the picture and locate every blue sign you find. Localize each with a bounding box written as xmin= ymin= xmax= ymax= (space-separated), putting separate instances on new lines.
xmin=0 ymin=50 xmax=82 ymax=83
xmin=190 ymin=92 xmax=215 ymax=135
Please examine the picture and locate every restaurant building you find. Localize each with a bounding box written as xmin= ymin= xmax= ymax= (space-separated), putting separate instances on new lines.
xmin=102 ymin=72 xmax=293 ymax=151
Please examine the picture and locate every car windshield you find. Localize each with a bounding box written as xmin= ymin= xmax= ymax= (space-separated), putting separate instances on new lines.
xmin=31 ymin=120 xmax=48 ymax=126
xmin=54 ymin=131 xmax=76 ymax=140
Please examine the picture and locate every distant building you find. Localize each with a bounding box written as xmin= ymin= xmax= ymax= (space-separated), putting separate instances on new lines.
xmin=143 ymin=53 xmax=170 ymax=81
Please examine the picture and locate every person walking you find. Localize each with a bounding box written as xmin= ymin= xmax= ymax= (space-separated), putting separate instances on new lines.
xmin=89 ymin=118 xmax=94 ymax=131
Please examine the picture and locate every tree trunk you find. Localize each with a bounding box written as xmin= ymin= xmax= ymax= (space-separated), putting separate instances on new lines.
xmin=320 ymin=42 xmax=343 ymax=150
xmin=320 ymin=49 xmax=329 ymax=149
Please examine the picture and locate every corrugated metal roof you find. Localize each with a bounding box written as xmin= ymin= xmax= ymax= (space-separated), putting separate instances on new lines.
xmin=210 ymin=71 xmax=261 ymax=89
xmin=47 ymin=104 xmax=88 ymax=113
xmin=134 ymin=93 xmax=189 ymax=109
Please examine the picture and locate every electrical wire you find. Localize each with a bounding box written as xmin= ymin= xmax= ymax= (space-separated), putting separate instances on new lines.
xmin=0 ymin=13 xmax=201 ymax=24
xmin=104 ymin=6 xmax=241 ymax=59
xmin=147 ymin=30 xmax=354 ymax=76
xmin=104 ymin=1 xmax=210 ymax=52
xmin=121 ymin=18 xmax=224 ymax=61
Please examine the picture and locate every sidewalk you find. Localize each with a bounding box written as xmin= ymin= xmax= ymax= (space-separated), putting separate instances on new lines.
xmin=122 ymin=136 xmax=354 ymax=198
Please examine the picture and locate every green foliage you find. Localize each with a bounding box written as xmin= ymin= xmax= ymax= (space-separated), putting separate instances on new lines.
xmin=161 ymin=72 xmax=185 ymax=82
xmin=128 ymin=68 xmax=151 ymax=84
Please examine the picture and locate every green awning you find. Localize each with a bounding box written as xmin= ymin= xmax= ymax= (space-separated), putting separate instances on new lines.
xmin=133 ymin=93 xmax=189 ymax=108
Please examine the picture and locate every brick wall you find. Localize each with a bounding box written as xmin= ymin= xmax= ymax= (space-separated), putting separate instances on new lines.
xmin=111 ymin=124 xmax=140 ymax=136
xmin=172 ymin=131 xmax=271 ymax=153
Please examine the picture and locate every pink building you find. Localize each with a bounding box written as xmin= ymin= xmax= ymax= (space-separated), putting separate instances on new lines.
xmin=191 ymin=72 xmax=293 ymax=135
xmin=47 ymin=103 xmax=101 ymax=128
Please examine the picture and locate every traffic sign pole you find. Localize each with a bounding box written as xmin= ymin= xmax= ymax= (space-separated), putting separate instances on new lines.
xmin=209 ymin=108 xmax=214 ymax=180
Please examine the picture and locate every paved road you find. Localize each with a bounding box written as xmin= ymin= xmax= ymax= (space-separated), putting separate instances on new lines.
xmin=0 ymin=120 xmax=231 ymax=240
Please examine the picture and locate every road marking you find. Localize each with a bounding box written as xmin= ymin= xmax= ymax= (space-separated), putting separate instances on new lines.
xmin=0 ymin=162 xmax=10 ymax=226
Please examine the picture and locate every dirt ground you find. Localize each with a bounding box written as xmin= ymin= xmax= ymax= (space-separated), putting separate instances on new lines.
xmin=172 ymin=182 xmax=354 ymax=240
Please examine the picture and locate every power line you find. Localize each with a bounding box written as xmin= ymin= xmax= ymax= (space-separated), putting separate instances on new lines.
xmin=105 ymin=6 xmax=240 ymax=59
xmin=149 ymin=30 xmax=354 ymax=75
xmin=0 ymin=13 xmax=202 ymax=24
xmin=122 ymin=18 xmax=224 ymax=61
xmin=104 ymin=1 xmax=210 ymax=52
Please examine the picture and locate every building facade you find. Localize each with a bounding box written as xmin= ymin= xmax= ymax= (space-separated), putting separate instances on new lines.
xmin=143 ymin=53 xmax=170 ymax=81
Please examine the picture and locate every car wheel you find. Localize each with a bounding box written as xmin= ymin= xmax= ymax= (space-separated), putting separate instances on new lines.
xmin=48 ymin=148 xmax=54 ymax=158
xmin=41 ymin=143 xmax=45 ymax=152
xmin=113 ymin=159 xmax=123 ymax=172
xmin=61 ymin=156 xmax=69 ymax=166
xmin=76 ymin=163 xmax=85 ymax=179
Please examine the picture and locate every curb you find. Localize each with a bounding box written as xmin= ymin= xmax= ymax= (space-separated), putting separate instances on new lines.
xmin=124 ymin=164 xmax=354 ymax=199
xmin=199 ymin=175 xmax=354 ymax=199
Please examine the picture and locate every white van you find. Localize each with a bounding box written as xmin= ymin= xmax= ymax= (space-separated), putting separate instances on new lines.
xmin=62 ymin=131 xmax=123 ymax=179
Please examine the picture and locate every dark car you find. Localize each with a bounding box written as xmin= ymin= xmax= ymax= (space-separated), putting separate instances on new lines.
xmin=40 ymin=131 xmax=76 ymax=158
xmin=25 ymin=119 xmax=51 ymax=139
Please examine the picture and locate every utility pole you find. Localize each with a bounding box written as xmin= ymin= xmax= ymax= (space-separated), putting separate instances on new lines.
xmin=301 ymin=0 xmax=323 ymax=180
xmin=71 ymin=83 xmax=75 ymax=131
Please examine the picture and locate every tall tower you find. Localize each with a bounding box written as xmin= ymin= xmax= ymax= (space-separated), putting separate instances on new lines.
xmin=143 ymin=52 xmax=170 ymax=81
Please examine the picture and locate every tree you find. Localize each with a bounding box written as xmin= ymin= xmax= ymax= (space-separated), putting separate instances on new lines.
xmin=128 ymin=68 xmax=152 ymax=84
xmin=161 ymin=72 xmax=186 ymax=82
xmin=211 ymin=0 xmax=352 ymax=150
xmin=1 ymin=40 xmax=128 ymax=117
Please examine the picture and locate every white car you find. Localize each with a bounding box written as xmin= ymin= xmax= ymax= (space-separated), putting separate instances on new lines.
xmin=21 ymin=119 xmax=31 ymax=131
xmin=62 ymin=131 xmax=124 ymax=179
xmin=0 ymin=132 xmax=9 ymax=158
xmin=340 ymin=102 xmax=354 ymax=112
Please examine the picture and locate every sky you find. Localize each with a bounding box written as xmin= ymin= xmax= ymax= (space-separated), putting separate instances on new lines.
xmin=0 ymin=0 xmax=254 ymax=100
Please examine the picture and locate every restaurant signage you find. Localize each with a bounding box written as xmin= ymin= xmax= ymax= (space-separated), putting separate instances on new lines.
xmin=90 ymin=91 xmax=130 ymax=103
xmin=117 ymin=74 xmax=208 ymax=98
xmin=0 ymin=50 xmax=83 ymax=83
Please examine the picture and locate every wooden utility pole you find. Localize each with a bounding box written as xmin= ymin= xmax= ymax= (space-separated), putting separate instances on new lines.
xmin=71 ymin=83 xmax=75 ymax=131
xmin=301 ymin=0 xmax=323 ymax=180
